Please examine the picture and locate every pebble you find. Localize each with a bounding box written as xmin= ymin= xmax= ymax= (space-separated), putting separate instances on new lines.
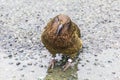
xmin=8 ymin=55 xmax=12 ymax=58
xmin=108 ymin=60 xmax=112 ymax=63
xmin=3 ymin=56 xmax=8 ymax=59
xmin=71 ymin=73 xmax=77 ymax=78
xmin=94 ymin=63 xmax=98 ymax=66
xmin=18 ymin=68 xmax=23 ymax=71
xmin=16 ymin=62 xmax=21 ymax=66
xmin=81 ymin=65 xmax=85 ymax=67
xmin=31 ymin=70 xmax=35 ymax=73
xmin=39 ymin=65 xmax=44 ymax=68
xmin=33 ymin=62 xmax=38 ymax=66
xmin=94 ymin=54 xmax=98 ymax=57
xmin=95 ymin=59 xmax=98 ymax=61
xmin=8 ymin=62 xmax=14 ymax=65
xmin=9 ymin=44 xmax=12 ymax=46
xmin=84 ymin=79 xmax=89 ymax=80
xmin=23 ymin=65 xmax=27 ymax=68
xmin=112 ymin=72 xmax=116 ymax=74
xmin=19 ymin=50 xmax=24 ymax=53
xmin=86 ymin=60 xmax=90 ymax=63
xmin=21 ymin=74 xmax=24 ymax=77
xmin=13 ymin=53 xmax=17 ymax=56
xmin=27 ymin=62 xmax=32 ymax=66
xmin=15 ymin=58 xmax=19 ymax=61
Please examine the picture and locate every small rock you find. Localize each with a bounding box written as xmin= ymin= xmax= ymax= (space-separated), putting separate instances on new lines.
xmin=108 ymin=60 xmax=112 ymax=63
xmin=33 ymin=62 xmax=38 ymax=66
xmin=19 ymin=50 xmax=24 ymax=53
xmin=14 ymin=40 xmax=17 ymax=42
xmin=31 ymin=70 xmax=35 ymax=73
xmin=94 ymin=63 xmax=98 ymax=66
xmin=94 ymin=54 xmax=97 ymax=57
xmin=39 ymin=64 xmax=43 ymax=68
xmin=23 ymin=65 xmax=27 ymax=68
xmin=18 ymin=68 xmax=23 ymax=71
xmin=16 ymin=62 xmax=21 ymax=66
xmin=13 ymin=53 xmax=17 ymax=55
xmin=112 ymin=72 xmax=116 ymax=74
xmin=43 ymin=55 xmax=47 ymax=58
xmin=34 ymin=58 xmax=37 ymax=60
xmin=15 ymin=58 xmax=18 ymax=60
xmin=9 ymin=62 xmax=13 ymax=65
xmin=27 ymin=62 xmax=32 ymax=66
xmin=12 ymin=76 xmax=16 ymax=78
xmin=8 ymin=55 xmax=12 ymax=58
xmin=44 ymin=65 xmax=47 ymax=68
xmin=25 ymin=20 xmax=28 ymax=22
xmin=81 ymin=65 xmax=84 ymax=67
xmin=86 ymin=60 xmax=90 ymax=63
xmin=71 ymin=73 xmax=77 ymax=78
xmin=3 ymin=56 xmax=8 ymax=59
xmin=9 ymin=44 xmax=12 ymax=46
xmin=95 ymin=59 xmax=98 ymax=61
xmin=8 ymin=35 xmax=12 ymax=39
xmin=21 ymin=74 xmax=24 ymax=77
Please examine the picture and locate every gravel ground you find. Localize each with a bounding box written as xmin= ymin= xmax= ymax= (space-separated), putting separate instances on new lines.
xmin=0 ymin=0 xmax=120 ymax=80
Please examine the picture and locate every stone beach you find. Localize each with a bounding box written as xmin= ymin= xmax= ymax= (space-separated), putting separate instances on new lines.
xmin=0 ymin=0 xmax=120 ymax=80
